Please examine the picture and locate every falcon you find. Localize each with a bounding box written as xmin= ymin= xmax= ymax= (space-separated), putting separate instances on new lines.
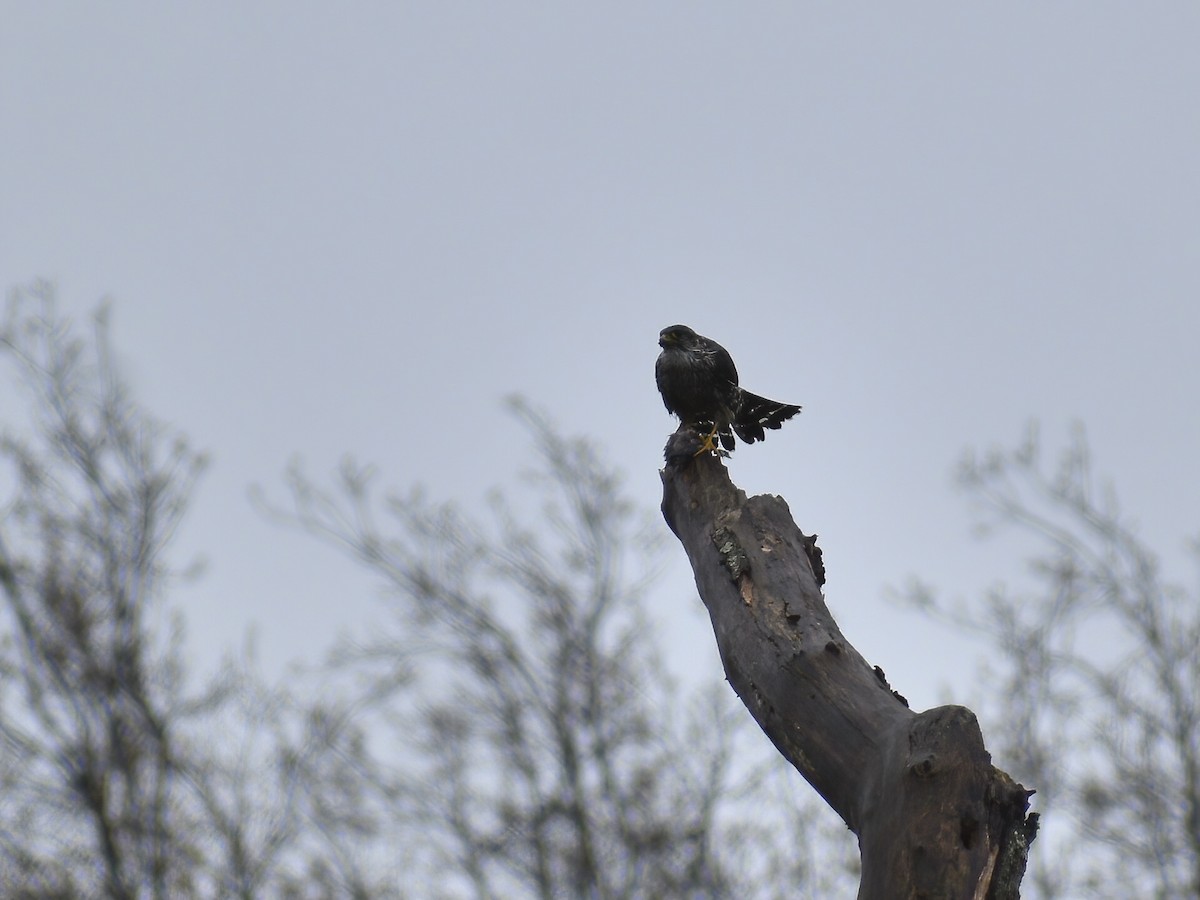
xmin=656 ymin=324 xmax=801 ymax=454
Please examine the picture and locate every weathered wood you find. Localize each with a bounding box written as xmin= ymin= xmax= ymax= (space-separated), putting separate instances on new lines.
xmin=660 ymin=436 xmax=1038 ymax=899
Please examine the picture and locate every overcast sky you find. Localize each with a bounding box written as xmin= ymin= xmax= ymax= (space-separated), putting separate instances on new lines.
xmin=3 ymin=4 xmax=1199 ymax=721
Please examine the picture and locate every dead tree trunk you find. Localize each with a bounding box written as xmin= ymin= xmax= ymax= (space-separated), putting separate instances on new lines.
xmin=660 ymin=440 xmax=1039 ymax=899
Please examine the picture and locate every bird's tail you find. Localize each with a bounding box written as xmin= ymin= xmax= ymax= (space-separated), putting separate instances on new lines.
xmin=733 ymin=391 xmax=802 ymax=444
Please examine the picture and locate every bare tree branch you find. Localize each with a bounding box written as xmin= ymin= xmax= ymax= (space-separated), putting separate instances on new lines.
xmin=907 ymin=424 xmax=1200 ymax=898
xmin=0 ymin=283 xmax=348 ymax=897
xmin=660 ymin=433 xmax=1037 ymax=899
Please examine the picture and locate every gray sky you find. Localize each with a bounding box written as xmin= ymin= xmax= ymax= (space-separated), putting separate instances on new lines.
xmin=3 ymin=4 xmax=1199 ymax=720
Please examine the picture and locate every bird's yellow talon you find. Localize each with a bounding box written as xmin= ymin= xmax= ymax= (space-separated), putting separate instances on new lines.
xmin=693 ymin=424 xmax=720 ymax=456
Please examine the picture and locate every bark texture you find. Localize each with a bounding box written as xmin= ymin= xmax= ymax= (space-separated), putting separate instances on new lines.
xmin=660 ymin=437 xmax=1039 ymax=899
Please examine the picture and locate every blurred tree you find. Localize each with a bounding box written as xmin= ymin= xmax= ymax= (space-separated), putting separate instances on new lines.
xmin=0 ymin=283 xmax=857 ymax=897
xmin=907 ymin=426 xmax=1200 ymax=898
xmin=264 ymin=396 xmax=859 ymax=898
xmin=0 ymin=284 xmax=398 ymax=898
xmin=0 ymin=282 xmax=229 ymax=896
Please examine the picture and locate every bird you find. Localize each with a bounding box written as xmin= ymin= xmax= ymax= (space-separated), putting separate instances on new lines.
xmin=656 ymin=324 xmax=801 ymax=454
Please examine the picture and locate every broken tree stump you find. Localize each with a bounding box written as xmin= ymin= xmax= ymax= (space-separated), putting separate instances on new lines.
xmin=660 ymin=438 xmax=1038 ymax=899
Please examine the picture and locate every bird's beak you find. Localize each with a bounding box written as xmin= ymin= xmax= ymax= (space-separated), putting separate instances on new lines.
xmin=658 ymin=334 xmax=672 ymax=348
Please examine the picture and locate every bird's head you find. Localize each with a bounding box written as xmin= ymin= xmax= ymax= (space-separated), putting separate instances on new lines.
xmin=659 ymin=324 xmax=698 ymax=349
